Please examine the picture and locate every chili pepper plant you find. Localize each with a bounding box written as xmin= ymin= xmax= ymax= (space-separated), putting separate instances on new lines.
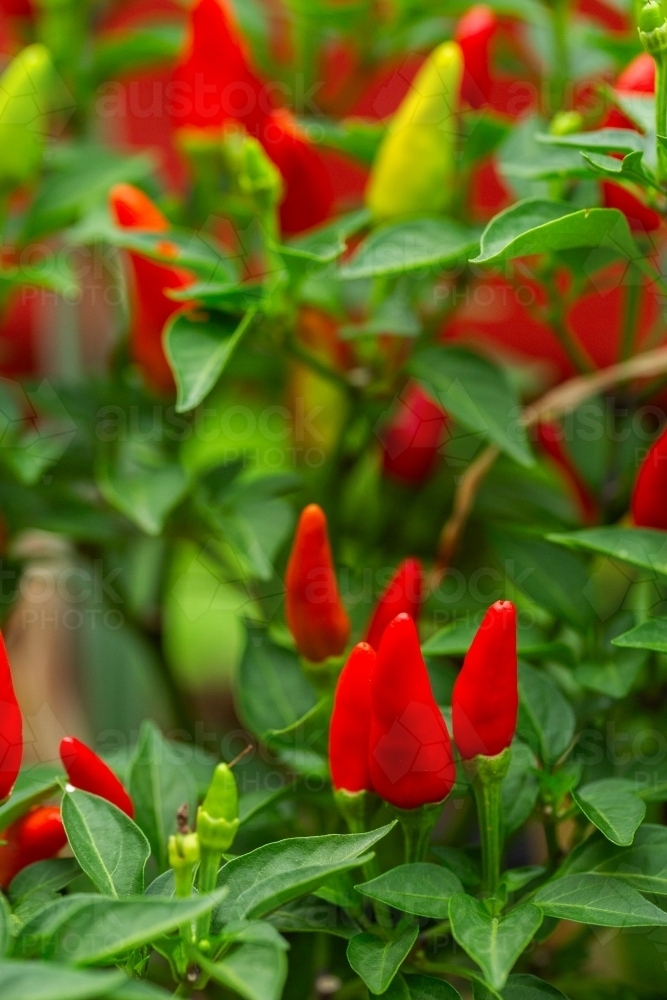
xmin=4 ymin=0 xmax=667 ymax=997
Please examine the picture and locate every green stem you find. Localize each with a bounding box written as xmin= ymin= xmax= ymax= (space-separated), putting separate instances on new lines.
xmin=549 ymin=0 xmax=570 ymax=113
xmin=335 ymin=790 xmax=392 ymax=929
xmin=393 ymin=800 xmax=445 ymax=865
xmin=546 ymin=290 xmax=595 ymax=373
xmin=173 ymin=986 xmax=193 ymax=998
xmin=195 ymin=847 xmax=221 ymax=943
xmin=465 ymin=749 xmax=511 ymax=897
xmin=620 ymin=269 xmax=641 ymax=361
xmin=656 ymin=53 xmax=667 ymax=183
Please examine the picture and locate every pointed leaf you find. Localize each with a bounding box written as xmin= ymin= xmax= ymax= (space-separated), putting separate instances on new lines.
xmin=534 ymin=874 xmax=667 ymax=925
xmin=340 ymin=218 xmax=480 ymax=279
xmin=558 ymin=825 xmax=667 ymax=894
xmin=517 ymin=663 xmax=575 ymax=766
xmin=0 ymin=960 xmax=126 ymax=1000
xmin=356 ymin=863 xmax=462 ymax=919
xmin=347 ymin=924 xmax=419 ymax=994
xmin=199 ymin=941 xmax=288 ymax=1000
xmin=449 ymin=894 xmax=543 ymax=989
xmin=547 ymin=527 xmax=667 ymax=576
xmin=612 ymin=617 xmax=667 ymax=653
xmin=572 ymin=778 xmax=645 ymax=847
xmin=405 ymin=974 xmax=463 ymax=1000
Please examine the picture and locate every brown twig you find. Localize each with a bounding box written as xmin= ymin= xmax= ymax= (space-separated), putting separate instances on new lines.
xmin=433 ymin=445 xmax=500 ymax=578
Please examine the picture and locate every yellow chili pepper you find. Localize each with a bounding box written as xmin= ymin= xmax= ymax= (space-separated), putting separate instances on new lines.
xmin=0 ymin=44 xmax=54 ymax=191
xmin=366 ymin=40 xmax=464 ymax=221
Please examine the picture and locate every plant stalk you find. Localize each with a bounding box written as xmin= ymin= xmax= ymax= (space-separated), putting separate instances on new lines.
xmin=464 ymin=748 xmax=511 ymax=896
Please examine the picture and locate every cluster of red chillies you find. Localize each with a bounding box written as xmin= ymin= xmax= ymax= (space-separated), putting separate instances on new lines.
xmin=0 ymin=640 xmax=134 ymax=887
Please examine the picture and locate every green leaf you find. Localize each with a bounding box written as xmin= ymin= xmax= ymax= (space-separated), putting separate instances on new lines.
xmin=547 ymin=527 xmax=667 ymax=576
xmin=49 ymin=890 xmax=228 ymax=964
xmin=559 ymin=825 xmax=667 ymax=893
xmin=499 ymin=974 xmax=570 ymax=1000
xmin=430 ymin=847 xmax=481 ymax=889
xmin=537 ymin=128 xmax=646 ymax=154
xmin=422 ymin=619 xmax=564 ymax=660
xmin=574 ymin=649 xmax=645 ymax=698
xmin=97 ymin=440 xmax=189 ymax=536
xmin=61 ymin=787 xmax=150 ymax=896
xmin=356 ymin=863 xmax=462 ymax=919
xmin=534 ymin=874 xmax=667 ymax=925
xmin=165 ymin=308 xmax=255 ymax=413
xmin=471 ymin=199 xmax=639 ymax=266
xmin=236 ymin=626 xmax=317 ymax=738
xmin=0 ymin=960 xmax=126 ymax=1000
xmin=128 ymin=720 xmax=197 ymax=871
xmin=14 ymin=895 xmax=93 ymax=958
xmin=90 ymin=24 xmax=184 ymax=84
xmin=212 ymin=824 xmax=395 ymax=928
xmin=449 ymin=895 xmax=543 ymax=990
xmin=517 ymin=663 xmax=575 ymax=766
xmin=107 ymin=981 xmax=175 ymax=999
xmin=264 ymin=697 xmax=330 ymax=779
xmin=501 ymin=741 xmax=539 ymax=835
xmin=0 ymin=774 xmax=60 ymax=831
xmin=405 ymin=973 xmax=463 ymax=1000
xmin=198 ymin=941 xmax=288 ymax=1000
xmin=0 ymin=895 xmax=10 ymax=957
xmin=383 ymin=975 xmax=412 ymax=1000
xmin=339 ymin=218 xmax=480 ymax=279
xmin=300 ymin=116 xmax=385 ymax=165
xmin=347 ymin=924 xmax=419 ymax=994
xmin=572 ymin=779 xmax=645 ymax=847
xmin=8 ymin=859 xmax=80 ymax=906
xmin=281 ymin=208 xmax=371 ymax=264
xmin=491 ymin=531 xmax=593 ymax=632
xmin=409 ymin=346 xmax=533 ymax=467
xmin=612 ymin=616 xmax=667 ymax=653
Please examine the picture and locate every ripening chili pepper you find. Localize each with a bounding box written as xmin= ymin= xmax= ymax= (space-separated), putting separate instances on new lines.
xmin=382 ymin=383 xmax=447 ymax=484
xmin=0 ymin=631 xmax=22 ymax=802
xmin=537 ymin=422 xmax=599 ymax=525
xmin=369 ymin=613 xmax=455 ymax=809
xmin=0 ymin=44 xmax=54 ymax=191
xmin=455 ymin=5 xmax=496 ymax=108
xmin=0 ymin=805 xmax=66 ymax=888
xmin=631 ymin=425 xmax=667 ymax=530
xmin=329 ymin=642 xmax=375 ymax=793
xmin=365 ymin=559 xmax=423 ymax=652
xmin=60 ymin=737 xmax=134 ymax=818
xmin=452 ymin=600 xmax=517 ymax=760
xmin=366 ymin=40 xmax=463 ymax=221
xmin=285 ymin=504 xmax=350 ymax=662
xmin=109 ymin=183 xmax=194 ymax=395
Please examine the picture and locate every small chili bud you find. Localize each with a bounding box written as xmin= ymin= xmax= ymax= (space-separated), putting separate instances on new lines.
xmin=285 ymin=504 xmax=350 ymax=663
xmin=109 ymin=183 xmax=194 ymax=395
xmin=366 ymin=41 xmax=464 ymax=220
xmin=639 ymin=0 xmax=667 ymax=40
xmin=0 ymin=632 xmax=22 ymax=802
xmin=549 ymin=110 xmax=584 ymax=136
xmin=631 ymin=425 xmax=667 ymax=530
xmin=455 ymin=5 xmax=496 ymax=108
xmin=369 ymin=613 xmax=455 ymax=810
xmin=168 ymin=831 xmax=200 ymax=898
xmin=196 ymin=763 xmax=240 ymax=854
xmin=60 ymin=737 xmax=134 ymax=818
xmin=365 ymin=559 xmax=423 ymax=652
xmin=452 ymin=600 xmax=518 ymax=760
xmin=330 ymin=642 xmax=375 ymax=794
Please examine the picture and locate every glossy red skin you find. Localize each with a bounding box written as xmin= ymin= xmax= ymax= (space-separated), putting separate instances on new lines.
xmin=329 ymin=642 xmax=375 ymax=793
xmin=631 ymin=427 xmax=667 ymax=530
xmin=0 ymin=631 xmax=22 ymax=802
xmin=382 ymin=383 xmax=447 ymax=484
xmin=537 ymin=422 xmax=599 ymax=525
xmin=0 ymin=806 xmax=66 ymax=889
xmin=452 ymin=600 xmax=517 ymax=760
xmin=109 ymin=183 xmax=194 ymax=394
xmin=369 ymin=613 xmax=455 ymax=809
xmin=455 ymin=5 xmax=497 ymax=108
xmin=285 ymin=504 xmax=351 ymax=662
xmin=365 ymin=559 xmax=423 ymax=652
xmin=60 ymin=737 xmax=134 ymax=817
xmin=171 ymin=0 xmax=333 ymax=233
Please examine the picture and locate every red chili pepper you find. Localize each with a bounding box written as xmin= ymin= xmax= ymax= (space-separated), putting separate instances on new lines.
xmin=329 ymin=642 xmax=375 ymax=793
xmin=109 ymin=183 xmax=194 ymax=395
xmin=537 ymin=422 xmax=599 ymax=525
xmin=0 ymin=806 xmax=66 ymax=888
xmin=365 ymin=558 xmax=423 ymax=652
xmin=452 ymin=600 xmax=517 ymax=760
xmin=0 ymin=632 xmax=22 ymax=802
xmin=285 ymin=504 xmax=351 ymax=662
xmin=631 ymin=426 xmax=667 ymax=530
xmin=382 ymin=383 xmax=447 ymax=484
xmin=262 ymin=108 xmax=334 ymax=235
xmin=455 ymin=4 xmax=497 ymax=108
xmin=369 ymin=613 xmax=455 ymax=809
xmin=60 ymin=737 xmax=134 ymax=818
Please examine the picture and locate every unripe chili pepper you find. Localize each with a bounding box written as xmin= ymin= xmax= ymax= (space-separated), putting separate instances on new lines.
xmin=197 ymin=762 xmax=240 ymax=854
xmin=631 ymin=425 xmax=667 ymax=530
xmin=537 ymin=422 xmax=598 ymax=525
xmin=369 ymin=613 xmax=455 ymax=810
xmin=381 ymin=383 xmax=447 ymax=484
xmin=329 ymin=642 xmax=375 ymax=794
xmin=0 ymin=44 xmax=54 ymax=191
xmin=0 ymin=632 xmax=22 ymax=802
xmin=366 ymin=41 xmax=463 ymax=221
xmin=285 ymin=504 xmax=351 ymax=663
xmin=365 ymin=559 xmax=423 ymax=652
xmin=455 ymin=5 xmax=496 ymax=108
xmin=452 ymin=600 xmax=517 ymax=760
xmin=109 ymin=183 xmax=194 ymax=395
xmin=60 ymin=736 xmax=134 ymax=818
xmin=0 ymin=805 xmax=66 ymax=888
xmin=169 ymin=831 xmax=200 ymax=898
